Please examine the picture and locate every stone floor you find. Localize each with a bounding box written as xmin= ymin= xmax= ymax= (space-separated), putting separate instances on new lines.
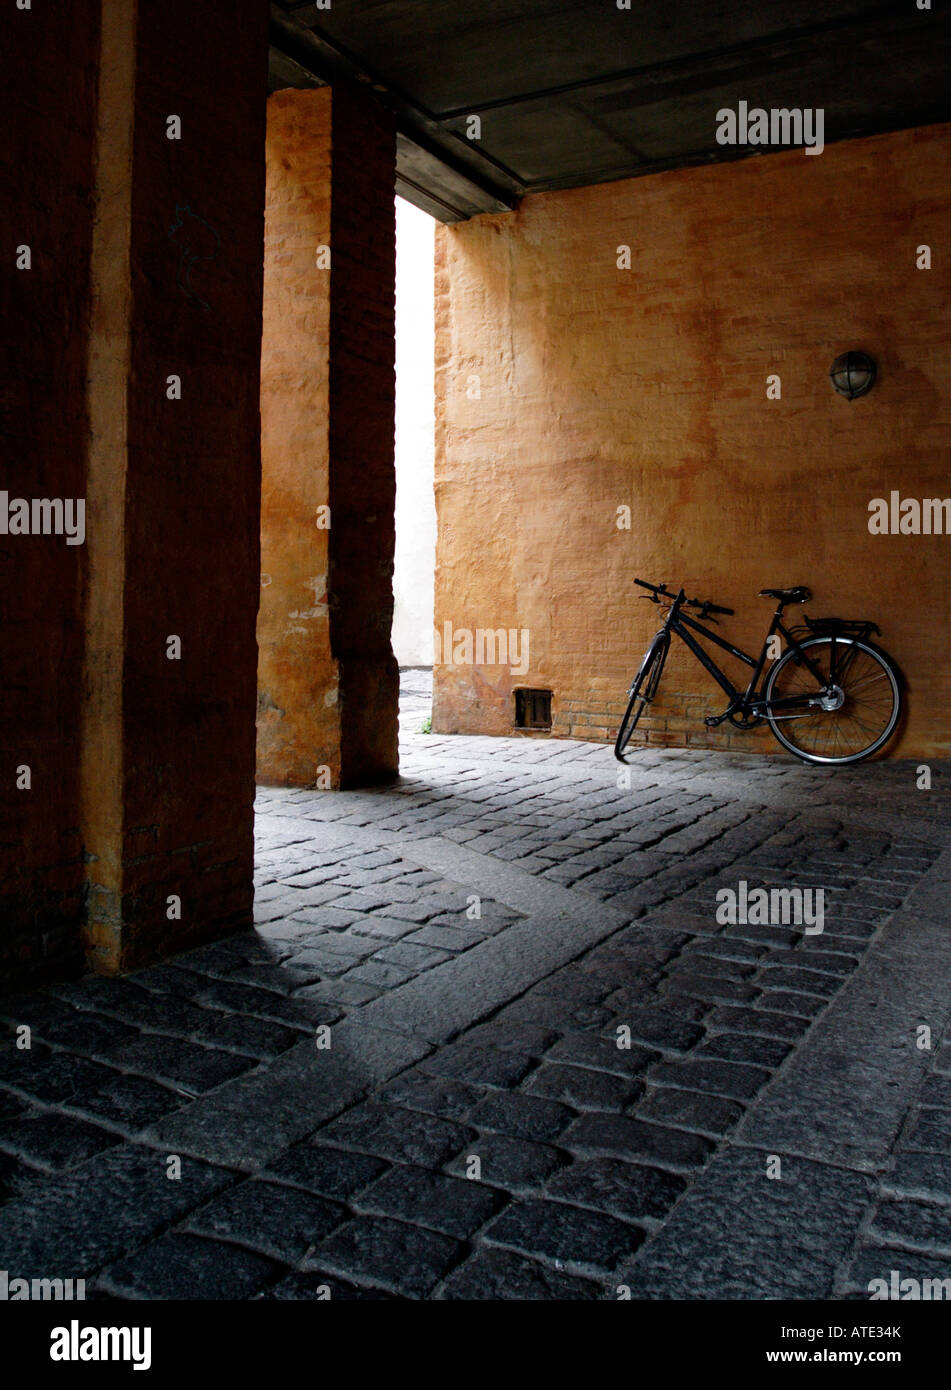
xmin=1 ymin=671 xmax=950 ymax=1300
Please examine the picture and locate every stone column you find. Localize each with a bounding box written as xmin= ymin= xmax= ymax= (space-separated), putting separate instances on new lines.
xmin=257 ymin=85 xmax=398 ymax=791
xmin=80 ymin=0 xmax=268 ymax=974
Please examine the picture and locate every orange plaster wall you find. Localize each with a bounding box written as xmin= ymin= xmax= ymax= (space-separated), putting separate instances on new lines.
xmin=258 ymin=86 xmax=398 ymax=789
xmin=258 ymin=88 xmax=340 ymax=786
xmin=433 ymin=123 xmax=951 ymax=758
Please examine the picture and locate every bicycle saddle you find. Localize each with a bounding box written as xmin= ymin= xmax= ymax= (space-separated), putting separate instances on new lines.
xmin=759 ymin=586 xmax=811 ymax=604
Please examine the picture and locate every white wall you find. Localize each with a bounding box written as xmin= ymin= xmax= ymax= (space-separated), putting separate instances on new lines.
xmin=392 ymin=196 xmax=436 ymax=667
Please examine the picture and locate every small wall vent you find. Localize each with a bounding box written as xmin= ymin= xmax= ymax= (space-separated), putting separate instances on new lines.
xmin=515 ymin=688 xmax=552 ymax=730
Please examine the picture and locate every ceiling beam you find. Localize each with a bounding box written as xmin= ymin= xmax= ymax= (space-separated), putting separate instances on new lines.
xmin=268 ymin=4 xmax=521 ymax=220
xmin=430 ymin=2 xmax=924 ymax=117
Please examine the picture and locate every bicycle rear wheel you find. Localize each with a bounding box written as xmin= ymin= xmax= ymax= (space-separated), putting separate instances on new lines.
xmin=764 ymin=636 xmax=901 ymax=764
xmin=615 ymin=636 xmax=669 ymax=760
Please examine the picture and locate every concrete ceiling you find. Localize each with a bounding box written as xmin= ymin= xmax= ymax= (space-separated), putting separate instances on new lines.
xmin=269 ymin=0 xmax=951 ymax=222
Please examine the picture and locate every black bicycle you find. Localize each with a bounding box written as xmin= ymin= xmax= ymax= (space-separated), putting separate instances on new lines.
xmin=615 ymin=580 xmax=903 ymax=766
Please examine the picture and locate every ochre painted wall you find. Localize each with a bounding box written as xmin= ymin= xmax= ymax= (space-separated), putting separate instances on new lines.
xmin=433 ymin=123 xmax=951 ymax=758
xmin=258 ymin=86 xmax=398 ymax=790
xmin=258 ymin=88 xmax=338 ymax=786
xmin=0 ymin=0 xmax=268 ymax=990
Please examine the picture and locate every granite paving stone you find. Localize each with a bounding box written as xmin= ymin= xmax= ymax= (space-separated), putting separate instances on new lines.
xmin=704 ymin=1006 xmax=810 ymax=1042
xmin=484 ymin=1198 xmax=646 ymax=1274
xmin=97 ymin=1232 xmax=281 ymax=1300
xmin=0 ymin=1110 xmax=121 ymax=1169
xmin=839 ymin=1245 xmax=951 ymax=1298
xmin=436 ymin=1248 xmax=604 ymax=1300
xmin=868 ymin=1198 xmax=951 ymax=1253
xmin=310 ymin=1215 xmax=464 ymax=1299
xmin=648 ymin=1057 xmax=773 ymax=1101
xmin=256 ymin=1270 xmax=398 ymax=1300
xmin=905 ymin=1109 xmax=951 ymax=1151
xmin=462 ymin=1022 xmax=559 ymax=1056
xmin=375 ymin=1073 xmax=482 ymax=1121
xmin=101 ymin=1035 xmax=254 ymax=1095
xmin=545 ymin=1034 xmax=659 ymax=1078
xmin=545 ymin=1157 xmax=687 ymax=1223
xmin=0 ymin=1144 xmax=237 ymax=1278
xmin=418 ymin=1045 xmax=535 ymax=1089
xmin=262 ymin=1144 xmax=388 ymax=1201
xmin=637 ymin=1087 xmax=745 ymax=1137
xmin=563 ymin=1113 xmax=714 ymax=1171
xmin=524 ymin=1063 xmax=643 ymax=1113
xmin=183 ymin=1178 xmax=348 ymax=1261
xmin=617 ymin=1149 xmax=871 ymax=1298
xmin=1 ymin=673 xmax=948 ymax=1298
xmin=353 ymin=1163 xmax=503 ymax=1237
xmin=0 ymin=1049 xmax=122 ymax=1106
xmin=602 ymin=1002 xmax=707 ymax=1052
xmin=467 ymin=1091 xmax=575 ymax=1143
xmin=316 ymin=1103 xmax=477 ymax=1168
xmin=445 ymin=1133 xmax=565 ymax=1191
xmin=695 ymin=1033 xmax=791 ymax=1068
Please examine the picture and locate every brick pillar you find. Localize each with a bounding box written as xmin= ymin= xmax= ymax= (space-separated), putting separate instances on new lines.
xmin=1 ymin=0 xmax=268 ymax=989
xmin=79 ymin=0 xmax=268 ymax=974
xmin=258 ymin=86 xmax=398 ymax=791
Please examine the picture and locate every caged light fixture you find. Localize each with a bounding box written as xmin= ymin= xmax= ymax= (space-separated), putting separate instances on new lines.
xmin=829 ymin=350 xmax=877 ymax=401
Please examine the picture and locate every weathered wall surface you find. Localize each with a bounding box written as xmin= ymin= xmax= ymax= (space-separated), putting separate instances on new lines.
xmin=1 ymin=0 xmax=269 ymax=990
xmin=258 ymin=88 xmax=338 ymax=786
xmin=102 ymin=0 xmax=269 ymax=971
xmin=434 ymin=123 xmax=951 ymax=757
xmin=258 ymin=85 xmax=398 ymax=789
xmin=0 ymin=0 xmax=100 ymax=985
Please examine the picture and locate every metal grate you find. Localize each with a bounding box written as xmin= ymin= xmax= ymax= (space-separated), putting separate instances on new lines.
xmin=515 ymin=688 xmax=552 ymax=730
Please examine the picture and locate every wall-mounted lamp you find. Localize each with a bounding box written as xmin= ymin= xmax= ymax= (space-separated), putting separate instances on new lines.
xmin=829 ymin=350 xmax=876 ymax=401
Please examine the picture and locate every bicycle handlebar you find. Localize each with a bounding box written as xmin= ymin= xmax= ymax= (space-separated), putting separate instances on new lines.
xmin=633 ymin=577 xmax=734 ymax=617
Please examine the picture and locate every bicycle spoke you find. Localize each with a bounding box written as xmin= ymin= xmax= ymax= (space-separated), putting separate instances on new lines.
xmin=845 ymin=670 xmax=890 ymax=693
xmin=766 ymin=637 xmax=900 ymax=764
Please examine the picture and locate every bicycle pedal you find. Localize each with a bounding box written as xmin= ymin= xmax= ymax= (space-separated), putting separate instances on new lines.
xmin=705 ymin=711 xmax=730 ymax=728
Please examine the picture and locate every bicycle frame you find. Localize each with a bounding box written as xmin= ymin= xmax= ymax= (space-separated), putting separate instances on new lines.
xmin=657 ymin=590 xmax=836 ymax=718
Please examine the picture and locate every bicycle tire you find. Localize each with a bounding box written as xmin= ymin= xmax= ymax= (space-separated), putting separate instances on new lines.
xmin=764 ymin=635 xmax=901 ymax=764
xmin=615 ymin=635 xmax=669 ymax=761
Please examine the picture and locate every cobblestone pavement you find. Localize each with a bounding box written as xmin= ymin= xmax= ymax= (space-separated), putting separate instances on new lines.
xmin=1 ymin=671 xmax=950 ymax=1300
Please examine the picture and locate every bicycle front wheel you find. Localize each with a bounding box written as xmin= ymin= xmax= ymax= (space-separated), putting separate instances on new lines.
xmin=764 ymin=636 xmax=901 ymax=765
xmin=615 ymin=636 xmax=669 ymax=761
